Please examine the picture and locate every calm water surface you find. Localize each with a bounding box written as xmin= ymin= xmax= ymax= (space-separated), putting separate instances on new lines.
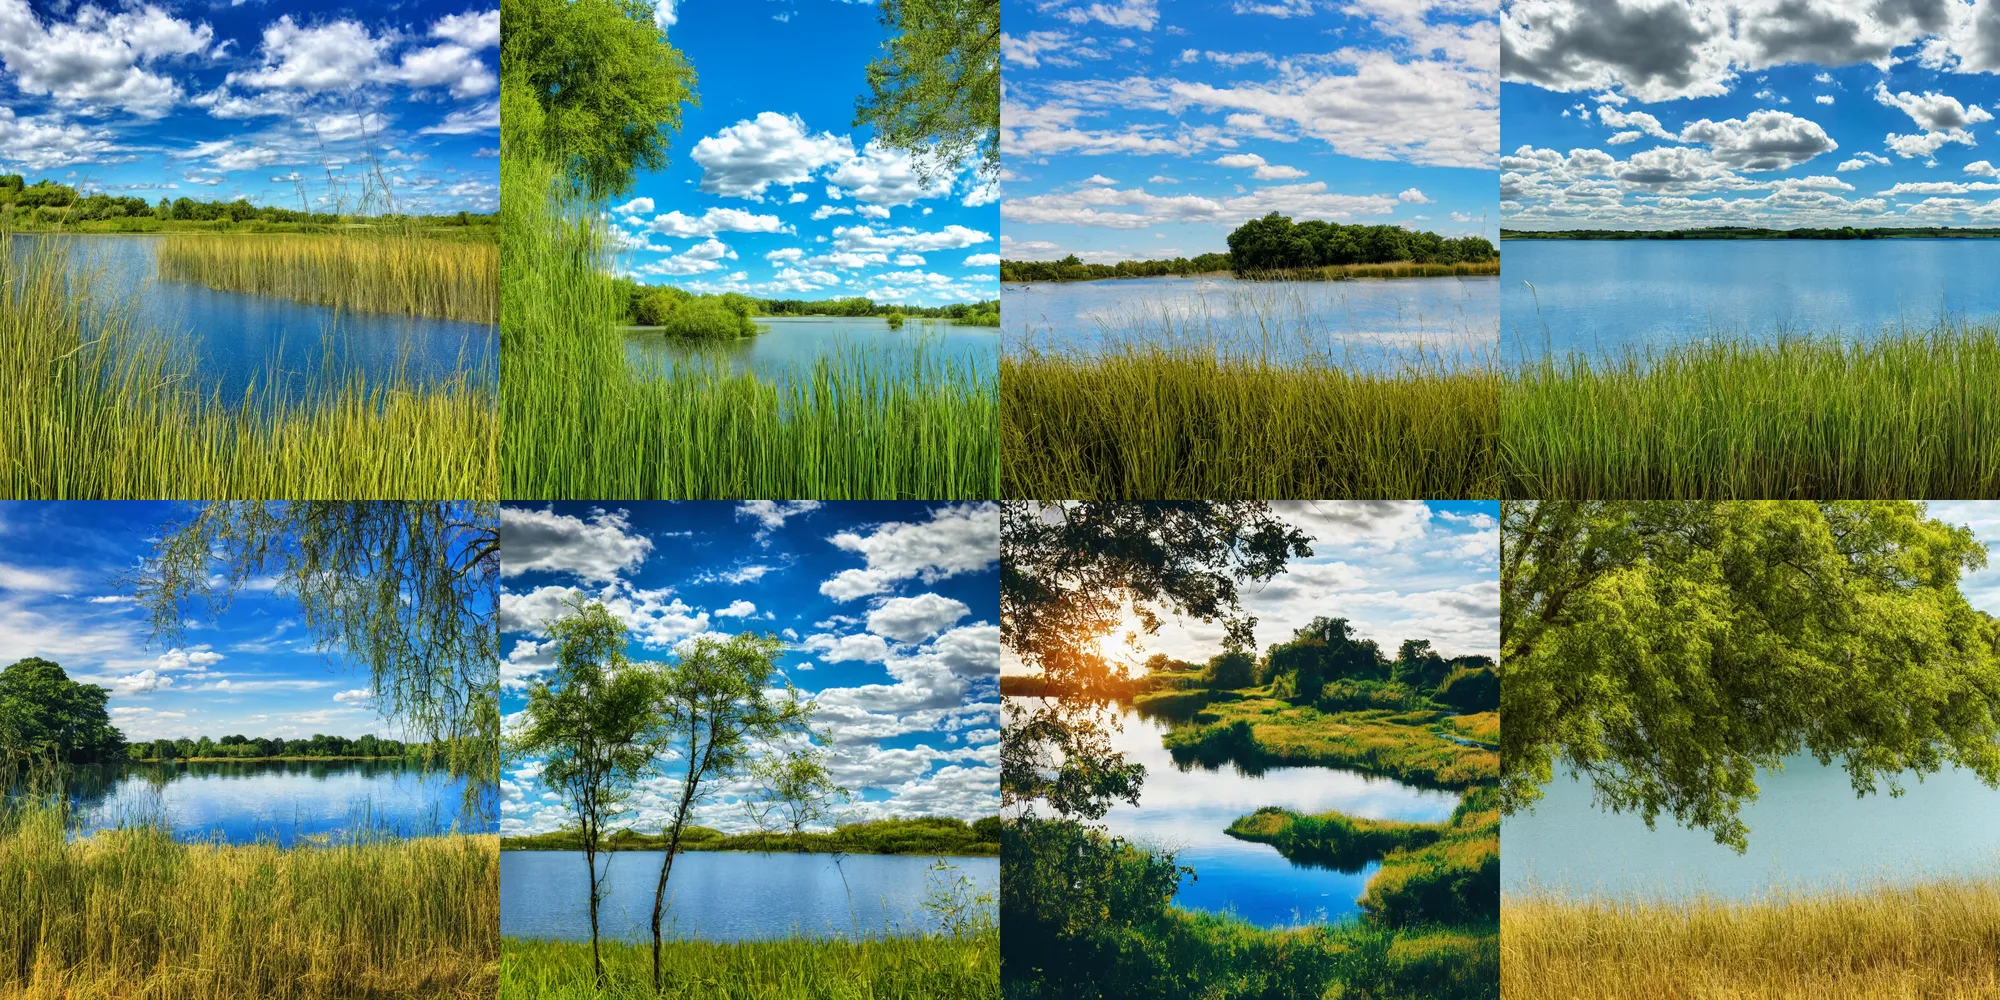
xmin=501 ymin=850 xmax=998 ymax=941
xmin=1502 ymin=757 xmax=2000 ymax=900
xmin=1501 ymin=239 xmax=2000 ymax=360
xmin=67 ymin=759 xmax=478 ymax=844
xmin=1002 ymin=275 xmax=1499 ymax=370
xmin=624 ymin=315 xmax=997 ymax=381
xmin=1034 ymin=699 xmax=1460 ymax=927
xmin=15 ymin=234 xmax=495 ymax=398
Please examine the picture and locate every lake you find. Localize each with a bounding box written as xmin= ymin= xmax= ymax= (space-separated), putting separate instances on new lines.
xmin=624 ymin=315 xmax=997 ymax=381
xmin=1502 ymin=756 xmax=2000 ymax=900
xmin=500 ymin=850 xmax=999 ymax=941
xmin=65 ymin=759 xmax=480 ymax=845
xmin=1501 ymin=239 xmax=2000 ymax=361
xmin=1066 ymin=700 xmax=1460 ymax=927
xmin=14 ymin=234 xmax=495 ymax=399
xmin=1001 ymin=275 xmax=1499 ymax=370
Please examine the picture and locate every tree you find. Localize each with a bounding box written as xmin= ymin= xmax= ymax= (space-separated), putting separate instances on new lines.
xmin=501 ymin=0 xmax=698 ymax=198
xmin=1502 ymin=500 xmax=2000 ymax=850
xmin=124 ymin=502 xmax=500 ymax=817
xmin=742 ymin=741 xmax=848 ymax=841
xmin=1000 ymin=502 xmax=1310 ymax=819
xmin=0 ymin=658 xmax=124 ymax=764
xmin=1264 ymin=617 xmax=1383 ymax=700
xmin=1204 ymin=650 xmax=1255 ymax=690
xmin=194 ymin=736 xmax=215 ymax=758
xmin=151 ymin=738 xmax=176 ymax=761
xmin=644 ymin=632 xmax=814 ymax=991
xmin=511 ymin=598 xmax=660 ymax=985
xmin=854 ymin=0 xmax=1000 ymax=184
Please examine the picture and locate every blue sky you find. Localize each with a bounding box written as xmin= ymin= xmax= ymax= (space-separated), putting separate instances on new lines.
xmin=1932 ymin=502 xmax=2000 ymax=616
xmin=499 ymin=502 xmax=1000 ymax=838
xmin=608 ymin=2 xmax=999 ymax=306
xmin=1000 ymin=501 xmax=1500 ymax=676
xmin=0 ymin=502 xmax=433 ymax=743
xmin=999 ymin=0 xmax=1499 ymax=263
xmin=0 ymin=0 xmax=498 ymax=213
xmin=1502 ymin=0 xmax=2000 ymax=228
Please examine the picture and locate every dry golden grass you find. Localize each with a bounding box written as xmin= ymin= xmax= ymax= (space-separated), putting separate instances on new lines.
xmin=0 ymin=798 xmax=498 ymax=1000
xmin=1503 ymin=878 xmax=2000 ymax=1000
xmin=157 ymin=233 xmax=498 ymax=324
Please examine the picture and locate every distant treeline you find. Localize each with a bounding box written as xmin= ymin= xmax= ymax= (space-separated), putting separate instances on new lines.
xmin=0 ymin=174 xmax=495 ymax=229
xmin=609 ymin=277 xmax=1000 ymax=335
xmin=1002 ymin=213 xmax=1496 ymax=282
xmin=502 ymin=816 xmax=1001 ymax=855
xmin=1502 ymin=225 xmax=2000 ymax=240
xmin=129 ymin=733 xmax=435 ymax=762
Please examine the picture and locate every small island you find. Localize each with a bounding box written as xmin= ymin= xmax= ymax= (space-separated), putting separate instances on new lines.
xmin=1004 ymin=212 xmax=1498 ymax=282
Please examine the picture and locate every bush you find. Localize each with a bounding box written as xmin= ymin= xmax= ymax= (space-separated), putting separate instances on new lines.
xmin=1434 ymin=666 xmax=1499 ymax=714
xmin=655 ymin=297 xmax=757 ymax=339
xmin=1205 ymin=650 xmax=1256 ymax=690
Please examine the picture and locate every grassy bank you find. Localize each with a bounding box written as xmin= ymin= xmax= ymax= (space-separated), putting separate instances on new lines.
xmin=1003 ymin=345 xmax=1499 ymax=499
xmin=1503 ymin=876 xmax=2000 ymax=999
xmin=1241 ymin=260 xmax=1501 ymax=280
xmin=1229 ymin=787 xmax=1500 ymax=926
xmin=503 ymin=153 xmax=996 ymax=499
xmin=156 ymin=233 xmax=499 ymax=324
xmin=503 ymin=932 xmax=997 ymax=1000
xmin=503 ymin=817 xmax=1000 ymax=855
xmin=2 ymin=233 xmax=495 ymax=499
xmin=0 ymin=800 xmax=497 ymax=999
xmin=1162 ymin=696 xmax=1497 ymax=789
xmin=1502 ymin=328 xmax=2000 ymax=498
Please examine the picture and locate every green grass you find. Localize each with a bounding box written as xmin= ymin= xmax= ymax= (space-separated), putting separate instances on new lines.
xmin=1502 ymin=326 xmax=2000 ymax=498
xmin=156 ymin=233 xmax=499 ymax=324
xmin=0 ymin=797 xmax=498 ymax=999
xmin=501 ymin=150 xmax=996 ymax=499
xmin=503 ymin=817 xmax=1000 ymax=856
xmin=503 ymin=933 xmax=998 ymax=1000
xmin=1162 ymin=697 xmax=1497 ymax=789
xmin=1241 ymin=260 xmax=1502 ymax=280
xmin=1 ymin=231 xmax=496 ymax=499
xmin=1226 ymin=806 xmax=1444 ymax=870
xmin=1003 ymin=343 xmax=1498 ymax=499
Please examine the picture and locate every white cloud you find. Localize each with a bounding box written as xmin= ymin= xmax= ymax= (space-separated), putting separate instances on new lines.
xmin=500 ymin=507 xmax=654 ymax=583
xmin=867 ymin=594 xmax=971 ymax=643
xmin=691 ymin=111 xmax=853 ymax=199
xmin=333 ymin=688 xmax=373 ymax=704
xmin=643 ymin=207 xmax=787 ymax=238
xmin=715 ymin=600 xmax=757 ymax=618
xmin=820 ymin=504 xmax=998 ymax=601
xmin=737 ymin=501 xmax=823 ymax=539
xmin=418 ymin=100 xmax=499 ymax=135
xmin=0 ymin=0 xmax=214 ymax=118
xmin=430 ymin=10 xmax=499 ymax=49
xmin=962 ymin=252 xmax=1001 ymax=267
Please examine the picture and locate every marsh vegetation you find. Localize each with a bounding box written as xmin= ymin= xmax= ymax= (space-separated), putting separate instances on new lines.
xmin=156 ymin=232 xmax=499 ymax=324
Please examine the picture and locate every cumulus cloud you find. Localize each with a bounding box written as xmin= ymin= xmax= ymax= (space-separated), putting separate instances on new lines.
xmin=0 ymin=0 xmax=214 ymax=117
xmin=819 ymin=504 xmax=999 ymax=601
xmin=691 ymin=112 xmax=853 ymax=199
xmin=642 ymin=207 xmax=787 ymax=238
xmin=1213 ymin=152 xmax=1310 ymax=180
xmin=500 ymin=507 xmax=653 ymax=583
xmin=867 ymin=594 xmax=971 ymax=643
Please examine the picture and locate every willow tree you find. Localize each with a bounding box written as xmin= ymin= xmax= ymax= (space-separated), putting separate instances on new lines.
xmin=855 ymin=0 xmax=1000 ymax=184
xmin=124 ymin=501 xmax=500 ymax=816
xmin=1501 ymin=500 xmax=2000 ymax=850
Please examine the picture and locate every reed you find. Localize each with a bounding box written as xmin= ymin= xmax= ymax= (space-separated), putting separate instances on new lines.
xmin=1 ymin=232 xmax=496 ymax=499
xmin=0 ymin=798 xmax=498 ymax=1000
xmin=501 ymin=152 xmax=996 ymax=499
xmin=1003 ymin=345 xmax=1498 ymax=499
xmin=501 ymin=933 xmax=999 ymax=1000
xmin=156 ymin=233 xmax=499 ymax=324
xmin=1501 ymin=326 xmax=2000 ymax=499
xmin=1503 ymin=877 xmax=2000 ymax=1000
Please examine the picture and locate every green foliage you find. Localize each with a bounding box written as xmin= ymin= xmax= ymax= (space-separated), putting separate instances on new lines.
xmin=503 ymin=932 xmax=997 ymax=999
xmin=1264 ymin=617 xmax=1386 ymax=700
xmin=1000 ymin=252 xmax=1233 ymax=282
xmin=1204 ymin=649 xmax=1257 ymax=689
xmin=885 ymin=310 xmax=906 ymax=329
xmin=1226 ymin=805 xmax=1442 ymax=873
xmin=1227 ymin=212 xmax=1497 ymax=272
xmin=1002 ymin=817 xmax=1497 ymax=1000
xmin=501 ymin=0 xmax=697 ymax=198
xmin=0 ymin=658 xmax=123 ymax=764
xmin=854 ymin=0 xmax=1000 ymax=183
xmin=1433 ymin=665 xmax=1498 ymax=714
xmin=129 ymin=732 xmax=428 ymax=760
xmin=741 ymin=742 xmax=847 ymax=837
xmin=1501 ymin=500 xmax=2000 ymax=849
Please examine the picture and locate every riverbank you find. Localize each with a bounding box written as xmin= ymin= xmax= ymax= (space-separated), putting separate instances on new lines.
xmin=0 ymin=800 xmax=497 ymax=999
xmin=1503 ymin=875 xmax=2000 ymax=999
xmin=1001 ymin=345 xmax=1498 ymax=499
xmin=501 ymin=817 xmax=999 ymax=855
xmin=156 ymin=232 xmax=499 ymax=324
xmin=1501 ymin=327 xmax=2000 ymax=498
xmin=1162 ymin=696 xmax=1497 ymax=789
xmin=503 ymin=931 xmax=997 ymax=1000
xmin=3 ymin=227 xmax=496 ymax=499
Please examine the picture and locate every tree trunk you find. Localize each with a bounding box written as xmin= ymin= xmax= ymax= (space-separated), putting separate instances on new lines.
xmin=585 ymin=841 xmax=603 ymax=986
